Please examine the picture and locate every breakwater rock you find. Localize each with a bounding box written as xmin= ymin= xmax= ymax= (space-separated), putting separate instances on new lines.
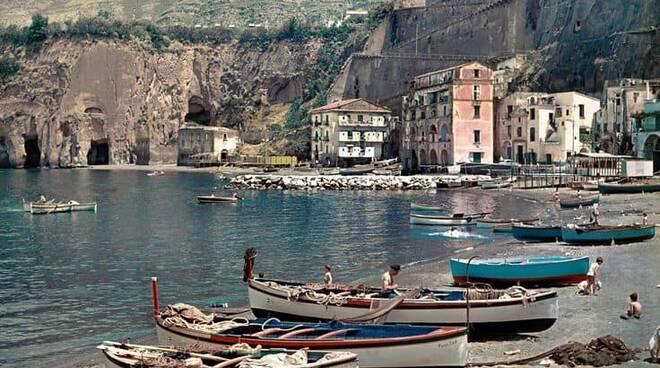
xmin=225 ymin=174 xmax=492 ymax=191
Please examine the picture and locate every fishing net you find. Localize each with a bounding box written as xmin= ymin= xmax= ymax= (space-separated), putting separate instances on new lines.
xmin=237 ymin=350 xmax=355 ymax=368
xmin=264 ymin=282 xmax=349 ymax=306
xmin=549 ymin=335 xmax=637 ymax=367
xmin=161 ymin=303 xmax=250 ymax=334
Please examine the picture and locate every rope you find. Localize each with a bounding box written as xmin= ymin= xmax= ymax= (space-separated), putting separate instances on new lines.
xmin=161 ymin=303 xmax=250 ymax=334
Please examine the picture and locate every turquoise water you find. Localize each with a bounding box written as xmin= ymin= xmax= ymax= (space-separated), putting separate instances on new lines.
xmin=0 ymin=169 xmax=527 ymax=366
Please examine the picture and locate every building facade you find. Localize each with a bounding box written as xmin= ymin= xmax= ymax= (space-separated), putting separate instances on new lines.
xmin=495 ymin=91 xmax=599 ymax=163
xmin=400 ymin=62 xmax=494 ymax=173
xmin=177 ymin=124 xmax=240 ymax=166
xmin=634 ymin=99 xmax=660 ymax=172
xmin=593 ymin=78 xmax=660 ymax=154
xmin=310 ymin=99 xmax=391 ymax=166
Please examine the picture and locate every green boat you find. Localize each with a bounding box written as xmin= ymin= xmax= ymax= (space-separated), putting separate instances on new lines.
xmin=598 ymin=181 xmax=660 ymax=194
xmin=561 ymin=224 xmax=655 ymax=244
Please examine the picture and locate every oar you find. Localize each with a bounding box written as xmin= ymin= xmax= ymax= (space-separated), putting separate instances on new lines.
xmin=99 ymin=341 xmax=232 ymax=362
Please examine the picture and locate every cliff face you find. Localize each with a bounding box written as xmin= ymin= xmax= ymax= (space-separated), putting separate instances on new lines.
xmin=0 ymin=39 xmax=322 ymax=168
xmin=331 ymin=0 xmax=659 ymax=111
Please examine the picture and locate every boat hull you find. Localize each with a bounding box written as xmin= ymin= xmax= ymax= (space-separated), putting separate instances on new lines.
xmin=197 ymin=196 xmax=238 ymax=203
xmin=559 ymin=196 xmax=599 ymax=208
xmin=70 ymin=202 xmax=97 ymax=212
xmin=450 ymin=257 xmax=589 ymax=286
xmin=30 ymin=204 xmax=73 ymax=214
xmin=561 ymin=225 xmax=655 ymax=244
xmin=410 ymin=216 xmax=477 ymax=226
xmin=247 ymin=280 xmax=558 ymax=334
xmin=155 ymin=319 xmax=468 ymax=368
xmin=511 ymin=225 xmax=562 ymax=242
xmin=598 ymin=182 xmax=660 ymax=194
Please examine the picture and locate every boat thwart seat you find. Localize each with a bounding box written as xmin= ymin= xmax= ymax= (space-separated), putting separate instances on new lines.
xmin=278 ymin=328 xmax=317 ymax=339
xmin=251 ymin=328 xmax=282 ymax=337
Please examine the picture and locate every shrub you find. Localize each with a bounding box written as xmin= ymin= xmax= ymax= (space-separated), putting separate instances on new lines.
xmin=0 ymin=53 xmax=20 ymax=83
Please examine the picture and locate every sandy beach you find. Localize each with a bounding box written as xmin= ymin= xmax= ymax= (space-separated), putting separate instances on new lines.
xmin=59 ymin=187 xmax=659 ymax=368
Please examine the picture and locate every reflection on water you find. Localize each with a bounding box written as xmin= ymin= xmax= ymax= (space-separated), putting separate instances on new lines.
xmin=0 ymin=170 xmax=542 ymax=367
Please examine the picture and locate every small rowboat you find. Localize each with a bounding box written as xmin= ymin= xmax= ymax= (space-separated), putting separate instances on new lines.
xmin=409 ymin=212 xmax=487 ymax=226
xmin=450 ymin=256 xmax=589 ymax=286
xmin=476 ymin=217 xmax=539 ymax=229
xmin=511 ymin=224 xmax=562 ymax=242
xmin=247 ymin=278 xmax=558 ymax=335
xmin=197 ymin=195 xmax=240 ymax=203
xmin=98 ymin=341 xmax=359 ymax=368
xmin=151 ymin=281 xmax=468 ymax=367
xmin=68 ymin=201 xmax=98 ymax=212
xmin=569 ymin=181 xmax=598 ymax=191
xmin=561 ymin=224 xmax=656 ymax=244
xmin=559 ymin=195 xmax=600 ymax=208
xmin=29 ymin=203 xmax=73 ymax=214
xmin=339 ymin=165 xmax=375 ymax=176
xmin=410 ymin=202 xmax=445 ymax=211
xmin=598 ymin=180 xmax=660 ymax=194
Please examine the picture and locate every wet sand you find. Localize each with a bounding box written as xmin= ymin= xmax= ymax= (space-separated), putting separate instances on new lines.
xmin=59 ymin=188 xmax=659 ymax=367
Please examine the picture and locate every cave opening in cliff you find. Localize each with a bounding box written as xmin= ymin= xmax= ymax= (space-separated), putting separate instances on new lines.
xmin=87 ymin=139 xmax=109 ymax=165
xmin=185 ymin=97 xmax=212 ymax=125
xmin=23 ymin=135 xmax=41 ymax=168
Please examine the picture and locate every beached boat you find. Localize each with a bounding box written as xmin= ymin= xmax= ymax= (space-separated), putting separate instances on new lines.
xmin=450 ymin=256 xmax=589 ymax=286
xmin=319 ymin=168 xmax=341 ymax=176
xmin=197 ymin=195 xmax=240 ymax=203
xmin=409 ymin=213 xmax=486 ymax=226
xmin=598 ymin=180 xmax=660 ymax=194
xmin=339 ymin=165 xmax=375 ymax=176
xmin=246 ymin=278 xmax=558 ymax=334
xmin=569 ymin=181 xmax=599 ymax=191
xmin=561 ymin=224 xmax=656 ymax=244
xmin=151 ymin=294 xmax=468 ymax=368
xmin=476 ymin=217 xmax=539 ymax=229
xmin=98 ymin=341 xmax=359 ymax=368
xmin=511 ymin=224 xmax=562 ymax=242
xmin=559 ymin=195 xmax=600 ymax=209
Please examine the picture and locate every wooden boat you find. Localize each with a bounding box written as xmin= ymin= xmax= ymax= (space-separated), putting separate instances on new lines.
xmin=476 ymin=217 xmax=539 ymax=229
xmin=410 ymin=202 xmax=445 ymax=211
xmin=67 ymin=201 xmax=97 ymax=212
xmin=598 ymin=180 xmax=660 ymax=194
xmin=561 ymin=223 xmax=656 ymax=244
xmin=511 ymin=224 xmax=562 ymax=242
xmin=450 ymin=256 xmax=589 ymax=286
xmin=247 ymin=278 xmax=558 ymax=334
xmin=559 ymin=195 xmax=600 ymax=208
xmin=339 ymin=165 xmax=375 ymax=176
xmin=98 ymin=341 xmax=358 ymax=368
xmin=29 ymin=203 xmax=73 ymax=214
xmin=150 ymin=281 xmax=468 ymax=368
xmin=197 ymin=195 xmax=240 ymax=203
xmin=409 ymin=212 xmax=487 ymax=226
xmin=569 ymin=181 xmax=598 ymax=191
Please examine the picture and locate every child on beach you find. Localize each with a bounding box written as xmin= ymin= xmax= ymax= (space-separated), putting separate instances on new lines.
xmin=620 ymin=292 xmax=642 ymax=319
xmin=323 ymin=264 xmax=333 ymax=286
xmin=586 ymin=257 xmax=603 ymax=295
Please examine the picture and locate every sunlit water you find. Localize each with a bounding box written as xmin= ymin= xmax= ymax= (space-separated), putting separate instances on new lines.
xmin=0 ymin=169 xmax=542 ymax=366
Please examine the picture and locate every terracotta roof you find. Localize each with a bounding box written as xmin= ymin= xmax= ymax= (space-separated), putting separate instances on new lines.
xmin=310 ymin=98 xmax=391 ymax=114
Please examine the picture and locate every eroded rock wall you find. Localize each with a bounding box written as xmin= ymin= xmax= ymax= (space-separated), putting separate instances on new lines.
xmin=0 ymin=39 xmax=321 ymax=168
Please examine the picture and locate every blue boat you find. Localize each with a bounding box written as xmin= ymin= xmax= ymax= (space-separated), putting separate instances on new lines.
xmin=511 ymin=224 xmax=562 ymax=242
xmin=450 ymin=256 xmax=589 ymax=286
xmin=561 ymin=224 xmax=656 ymax=244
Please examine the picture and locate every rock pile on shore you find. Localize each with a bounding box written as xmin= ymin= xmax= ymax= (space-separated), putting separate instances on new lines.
xmin=224 ymin=175 xmax=489 ymax=191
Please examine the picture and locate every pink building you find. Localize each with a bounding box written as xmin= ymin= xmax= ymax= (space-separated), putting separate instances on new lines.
xmin=400 ymin=62 xmax=494 ymax=173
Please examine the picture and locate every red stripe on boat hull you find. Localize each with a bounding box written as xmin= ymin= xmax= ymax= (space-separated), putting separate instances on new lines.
xmin=452 ymin=274 xmax=586 ymax=286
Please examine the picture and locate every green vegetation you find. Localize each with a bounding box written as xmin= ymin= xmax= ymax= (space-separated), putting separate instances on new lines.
xmin=0 ymin=53 xmax=20 ymax=83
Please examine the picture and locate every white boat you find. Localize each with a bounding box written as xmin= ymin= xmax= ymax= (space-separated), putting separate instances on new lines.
xmin=67 ymin=201 xmax=97 ymax=212
xmin=29 ymin=203 xmax=73 ymax=214
xmin=24 ymin=199 xmax=96 ymax=213
xmin=247 ymin=278 xmax=558 ymax=334
xmin=146 ymin=170 xmax=165 ymax=176
xmin=409 ymin=213 xmax=486 ymax=226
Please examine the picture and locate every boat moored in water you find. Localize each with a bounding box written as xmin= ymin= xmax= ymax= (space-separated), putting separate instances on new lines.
xmin=197 ymin=195 xmax=240 ymax=203
xmin=409 ymin=212 xmax=487 ymax=226
xmin=561 ymin=223 xmax=656 ymax=244
xmin=98 ymin=341 xmax=359 ymax=368
xmin=450 ymin=256 xmax=589 ymax=286
xmin=476 ymin=217 xmax=539 ymax=229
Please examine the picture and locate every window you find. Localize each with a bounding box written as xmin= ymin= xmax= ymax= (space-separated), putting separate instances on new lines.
xmin=473 ymin=85 xmax=481 ymax=100
xmin=473 ymin=105 xmax=481 ymax=118
xmin=223 ymin=134 xmax=227 ymax=141
xmin=507 ymin=125 xmax=512 ymax=138
xmin=530 ymin=127 xmax=536 ymax=142
xmin=347 ymin=131 xmax=353 ymax=139
xmin=420 ymin=110 xmax=426 ymax=119
xmin=357 ymin=115 xmax=363 ymax=122
xmin=633 ymin=92 xmax=639 ymax=103
xmin=473 ymin=69 xmax=480 ymax=78
xmin=604 ymin=123 xmax=608 ymax=133
xmin=565 ymin=109 xmax=570 ymax=116
xmin=549 ymin=112 xmax=554 ymax=122
xmin=530 ymin=108 xmax=536 ymax=120
xmin=471 ymin=152 xmax=482 ymax=163
xmin=314 ymin=116 xmax=319 ymax=122
xmin=517 ymin=127 xmax=522 ymax=137
xmin=443 ymin=106 xmax=447 ymax=116
xmin=546 ymin=154 xmax=552 ymax=163
xmin=473 ymin=130 xmax=481 ymax=144
xmin=556 ymin=108 xmax=562 ymax=117
xmin=507 ymin=105 xmax=513 ymax=116
xmin=325 ymin=115 xmax=329 ymax=123
xmin=579 ymin=104 xmax=585 ymax=119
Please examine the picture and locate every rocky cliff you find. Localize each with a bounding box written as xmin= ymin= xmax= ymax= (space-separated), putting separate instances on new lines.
xmin=0 ymin=38 xmax=331 ymax=168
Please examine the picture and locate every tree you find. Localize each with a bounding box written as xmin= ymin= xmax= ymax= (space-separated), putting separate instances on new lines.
xmin=97 ymin=9 xmax=112 ymax=20
xmin=146 ymin=24 xmax=169 ymax=50
xmin=27 ymin=13 xmax=49 ymax=45
xmin=0 ymin=54 xmax=20 ymax=83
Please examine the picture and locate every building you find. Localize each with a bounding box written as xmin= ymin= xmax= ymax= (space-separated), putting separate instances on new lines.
xmin=177 ymin=124 xmax=240 ymax=166
xmin=310 ymin=99 xmax=391 ymax=166
xmin=492 ymin=54 xmax=528 ymax=99
xmin=400 ymin=62 xmax=495 ymax=173
xmin=495 ymin=91 xmax=599 ymax=163
xmin=634 ymin=99 xmax=660 ymax=171
xmin=593 ymin=78 xmax=660 ymax=154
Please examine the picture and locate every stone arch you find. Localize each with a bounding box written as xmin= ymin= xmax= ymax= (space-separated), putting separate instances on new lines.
xmin=429 ymin=125 xmax=437 ymax=143
xmin=221 ymin=149 xmax=229 ymax=161
xmin=185 ymin=96 xmax=211 ymax=125
xmin=441 ymin=149 xmax=449 ymax=165
xmin=643 ymin=134 xmax=660 ymax=172
xmin=430 ymin=149 xmax=438 ymax=165
xmin=440 ymin=124 xmax=449 ymax=142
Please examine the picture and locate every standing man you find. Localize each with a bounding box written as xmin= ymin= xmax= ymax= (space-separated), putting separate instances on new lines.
xmin=589 ymin=203 xmax=600 ymax=225
xmin=587 ymin=257 xmax=604 ymax=295
xmin=380 ymin=264 xmax=401 ymax=298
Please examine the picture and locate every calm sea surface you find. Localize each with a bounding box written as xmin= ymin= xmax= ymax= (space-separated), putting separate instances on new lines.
xmin=0 ymin=169 xmax=539 ymax=366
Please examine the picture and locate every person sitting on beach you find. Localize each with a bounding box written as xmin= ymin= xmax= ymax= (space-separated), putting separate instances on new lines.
xmin=620 ymin=292 xmax=642 ymax=319
xmin=323 ymin=264 xmax=333 ymax=287
xmin=379 ymin=264 xmax=401 ymax=298
xmin=586 ymin=257 xmax=604 ymax=295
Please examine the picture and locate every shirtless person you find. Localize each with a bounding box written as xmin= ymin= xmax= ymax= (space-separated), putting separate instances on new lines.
xmin=621 ymin=292 xmax=642 ymax=319
xmin=380 ymin=264 xmax=400 ymax=298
